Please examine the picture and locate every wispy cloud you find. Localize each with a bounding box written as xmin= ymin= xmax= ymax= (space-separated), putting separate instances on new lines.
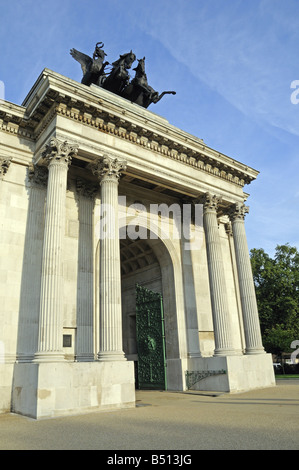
xmin=119 ymin=0 xmax=299 ymax=138
xmin=1 ymin=0 xmax=298 ymax=254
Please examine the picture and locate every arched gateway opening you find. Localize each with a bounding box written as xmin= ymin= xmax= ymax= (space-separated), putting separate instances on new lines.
xmin=120 ymin=226 xmax=184 ymax=391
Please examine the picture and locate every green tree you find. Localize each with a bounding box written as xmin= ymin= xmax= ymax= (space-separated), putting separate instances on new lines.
xmin=250 ymin=244 xmax=299 ymax=355
xmin=262 ymin=325 xmax=294 ymax=371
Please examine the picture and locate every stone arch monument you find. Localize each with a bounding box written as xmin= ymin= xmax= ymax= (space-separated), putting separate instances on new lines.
xmin=0 ymin=57 xmax=275 ymax=418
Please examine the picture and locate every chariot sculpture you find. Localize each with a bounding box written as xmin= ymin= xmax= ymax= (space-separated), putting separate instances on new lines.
xmin=70 ymin=42 xmax=176 ymax=108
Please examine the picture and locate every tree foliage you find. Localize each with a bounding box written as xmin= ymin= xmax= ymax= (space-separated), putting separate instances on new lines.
xmin=250 ymin=244 xmax=299 ymax=356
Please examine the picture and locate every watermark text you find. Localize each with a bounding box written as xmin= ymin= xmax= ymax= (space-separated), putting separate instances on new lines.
xmin=95 ymin=196 xmax=204 ymax=251
xmin=0 ymin=81 xmax=4 ymax=100
xmin=290 ymin=80 xmax=299 ymax=104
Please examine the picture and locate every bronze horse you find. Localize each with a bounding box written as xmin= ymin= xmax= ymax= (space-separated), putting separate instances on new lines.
xmin=102 ymin=51 xmax=136 ymax=95
xmin=122 ymin=57 xmax=176 ymax=108
xmin=71 ymin=43 xmax=176 ymax=108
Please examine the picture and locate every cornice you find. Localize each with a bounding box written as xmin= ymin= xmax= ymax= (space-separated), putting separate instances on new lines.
xmin=0 ymin=100 xmax=34 ymax=139
xmin=53 ymin=100 xmax=255 ymax=188
xmin=1 ymin=68 xmax=259 ymax=188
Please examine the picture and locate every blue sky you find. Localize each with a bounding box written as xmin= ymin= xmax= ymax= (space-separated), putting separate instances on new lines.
xmin=1 ymin=0 xmax=299 ymax=256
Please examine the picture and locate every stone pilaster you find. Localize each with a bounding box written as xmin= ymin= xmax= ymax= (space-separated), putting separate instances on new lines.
xmin=89 ymin=155 xmax=127 ymax=361
xmin=17 ymin=165 xmax=48 ymax=362
xmin=34 ymin=138 xmax=78 ymax=362
xmin=75 ymin=179 xmax=98 ymax=361
xmin=198 ymin=193 xmax=238 ymax=356
xmin=228 ymin=203 xmax=265 ymax=354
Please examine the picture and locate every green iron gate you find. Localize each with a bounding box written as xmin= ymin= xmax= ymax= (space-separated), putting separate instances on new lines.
xmin=135 ymin=284 xmax=167 ymax=390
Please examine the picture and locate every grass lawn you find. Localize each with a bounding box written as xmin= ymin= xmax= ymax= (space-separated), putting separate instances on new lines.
xmin=275 ymin=374 xmax=299 ymax=379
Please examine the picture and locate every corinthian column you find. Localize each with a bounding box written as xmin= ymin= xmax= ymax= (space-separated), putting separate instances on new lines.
xmin=228 ymin=203 xmax=265 ymax=354
xmin=198 ymin=193 xmax=238 ymax=356
xmin=90 ymin=155 xmax=127 ymax=361
xmin=34 ymin=138 xmax=78 ymax=362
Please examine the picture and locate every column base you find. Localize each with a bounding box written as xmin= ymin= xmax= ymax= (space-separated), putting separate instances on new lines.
xmin=16 ymin=354 xmax=35 ymax=363
xmin=76 ymin=354 xmax=95 ymax=362
xmin=245 ymin=347 xmax=266 ymax=355
xmin=213 ymin=348 xmax=243 ymax=357
xmin=97 ymin=351 xmax=127 ymax=362
xmin=33 ymin=352 xmax=65 ymax=363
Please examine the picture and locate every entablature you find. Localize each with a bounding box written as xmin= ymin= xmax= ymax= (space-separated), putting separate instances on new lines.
xmin=0 ymin=68 xmax=259 ymax=210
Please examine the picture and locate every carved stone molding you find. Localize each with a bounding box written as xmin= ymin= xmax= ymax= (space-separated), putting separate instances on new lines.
xmin=55 ymin=99 xmax=251 ymax=187
xmin=228 ymin=202 xmax=249 ymax=221
xmin=88 ymin=154 xmax=127 ymax=181
xmin=42 ymin=137 xmax=79 ymax=166
xmin=224 ymin=222 xmax=233 ymax=237
xmin=0 ymin=156 xmax=12 ymax=178
xmin=0 ymin=68 xmax=259 ymax=188
xmin=0 ymin=99 xmax=255 ymax=187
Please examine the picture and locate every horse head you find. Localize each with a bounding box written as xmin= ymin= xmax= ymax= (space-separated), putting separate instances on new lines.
xmin=111 ymin=51 xmax=136 ymax=70
xmin=133 ymin=57 xmax=146 ymax=74
xmin=124 ymin=50 xmax=136 ymax=69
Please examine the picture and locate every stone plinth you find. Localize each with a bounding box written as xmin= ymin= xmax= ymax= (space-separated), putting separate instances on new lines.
xmin=186 ymin=353 xmax=275 ymax=393
xmin=12 ymin=360 xmax=135 ymax=419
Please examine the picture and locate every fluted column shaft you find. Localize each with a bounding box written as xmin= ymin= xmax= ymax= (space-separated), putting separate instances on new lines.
xmin=76 ymin=180 xmax=97 ymax=361
xmin=90 ymin=155 xmax=127 ymax=361
xmin=34 ymin=138 xmax=78 ymax=362
xmin=229 ymin=203 xmax=265 ymax=354
xmin=199 ymin=193 xmax=237 ymax=356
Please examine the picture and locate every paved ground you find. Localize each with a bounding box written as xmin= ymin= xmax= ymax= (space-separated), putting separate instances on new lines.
xmin=0 ymin=380 xmax=298 ymax=451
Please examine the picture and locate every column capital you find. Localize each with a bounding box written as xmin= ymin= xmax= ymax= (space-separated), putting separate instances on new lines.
xmin=88 ymin=154 xmax=127 ymax=182
xmin=42 ymin=137 xmax=79 ymax=166
xmin=196 ymin=192 xmax=222 ymax=212
xmin=28 ymin=164 xmax=48 ymax=188
xmin=0 ymin=156 xmax=12 ymax=178
xmin=76 ymin=178 xmax=98 ymax=199
xmin=228 ymin=202 xmax=249 ymax=221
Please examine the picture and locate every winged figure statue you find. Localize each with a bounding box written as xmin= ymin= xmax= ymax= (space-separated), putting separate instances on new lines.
xmin=70 ymin=42 xmax=109 ymax=87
